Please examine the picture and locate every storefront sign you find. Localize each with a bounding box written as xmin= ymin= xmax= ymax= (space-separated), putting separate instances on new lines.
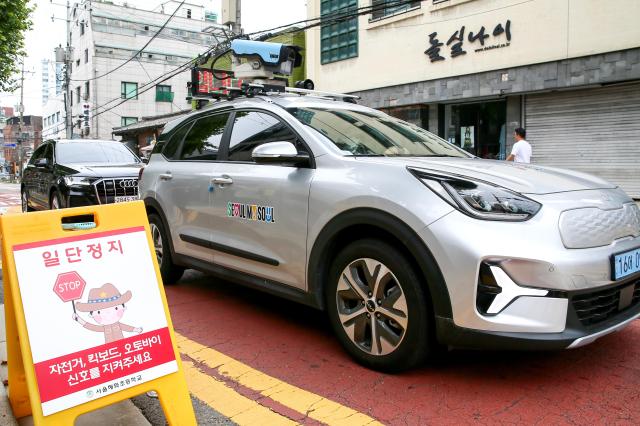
xmin=0 ymin=202 xmax=196 ymax=424
xmin=425 ymin=20 xmax=512 ymax=62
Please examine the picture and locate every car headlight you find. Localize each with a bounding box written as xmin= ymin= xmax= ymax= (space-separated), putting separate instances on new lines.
xmin=63 ymin=176 xmax=92 ymax=186
xmin=409 ymin=168 xmax=541 ymax=221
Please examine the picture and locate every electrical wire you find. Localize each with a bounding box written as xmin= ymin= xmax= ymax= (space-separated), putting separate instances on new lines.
xmin=70 ymin=0 xmax=186 ymax=82
xmin=88 ymin=0 xmax=420 ymax=118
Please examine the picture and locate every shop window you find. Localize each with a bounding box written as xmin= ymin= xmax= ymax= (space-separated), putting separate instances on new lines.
xmin=320 ymin=0 xmax=358 ymax=64
xmin=121 ymin=117 xmax=138 ymax=127
xmin=371 ymin=0 xmax=421 ymax=21
xmin=121 ymin=82 xmax=138 ymax=99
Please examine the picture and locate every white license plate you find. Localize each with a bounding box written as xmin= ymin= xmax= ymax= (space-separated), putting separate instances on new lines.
xmin=612 ymin=246 xmax=640 ymax=280
xmin=114 ymin=196 xmax=139 ymax=203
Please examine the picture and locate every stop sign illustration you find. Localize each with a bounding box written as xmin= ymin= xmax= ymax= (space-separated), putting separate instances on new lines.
xmin=53 ymin=271 xmax=86 ymax=302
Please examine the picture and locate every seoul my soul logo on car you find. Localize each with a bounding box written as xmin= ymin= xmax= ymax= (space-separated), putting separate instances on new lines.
xmin=227 ymin=202 xmax=275 ymax=223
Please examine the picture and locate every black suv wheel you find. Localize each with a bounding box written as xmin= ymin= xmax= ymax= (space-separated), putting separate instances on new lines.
xmin=149 ymin=213 xmax=184 ymax=284
xmin=326 ymin=239 xmax=433 ymax=372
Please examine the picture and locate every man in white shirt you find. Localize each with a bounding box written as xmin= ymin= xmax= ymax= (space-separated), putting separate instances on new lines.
xmin=506 ymin=127 xmax=532 ymax=163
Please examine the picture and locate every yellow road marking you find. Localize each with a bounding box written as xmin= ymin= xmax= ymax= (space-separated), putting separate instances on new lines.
xmin=176 ymin=332 xmax=382 ymax=426
xmin=182 ymin=359 xmax=297 ymax=425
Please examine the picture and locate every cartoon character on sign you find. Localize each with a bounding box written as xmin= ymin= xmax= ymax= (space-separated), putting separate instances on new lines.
xmin=72 ymin=283 xmax=142 ymax=344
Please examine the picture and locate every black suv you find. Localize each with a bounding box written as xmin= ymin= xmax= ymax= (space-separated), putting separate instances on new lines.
xmin=22 ymin=139 xmax=142 ymax=211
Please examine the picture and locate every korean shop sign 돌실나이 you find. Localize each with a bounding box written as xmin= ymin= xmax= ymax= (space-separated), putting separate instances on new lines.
xmin=425 ymin=20 xmax=512 ymax=62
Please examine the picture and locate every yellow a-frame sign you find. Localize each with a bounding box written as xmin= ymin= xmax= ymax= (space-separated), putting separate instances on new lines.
xmin=0 ymin=201 xmax=195 ymax=425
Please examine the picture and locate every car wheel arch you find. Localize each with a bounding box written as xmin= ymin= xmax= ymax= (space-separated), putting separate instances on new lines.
xmin=307 ymin=207 xmax=453 ymax=320
xmin=144 ymin=198 xmax=181 ymax=265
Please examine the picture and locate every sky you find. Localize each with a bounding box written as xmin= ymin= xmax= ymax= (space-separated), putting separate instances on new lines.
xmin=1 ymin=0 xmax=307 ymax=117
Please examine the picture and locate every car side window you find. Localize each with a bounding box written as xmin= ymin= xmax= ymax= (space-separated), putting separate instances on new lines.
xmin=179 ymin=113 xmax=230 ymax=161
xmin=162 ymin=123 xmax=191 ymax=160
xmin=227 ymin=111 xmax=303 ymax=162
xmin=28 ymin=145 xmax=47 ymax=165
xmin=44 ymin=144 xmax=54 ymax=163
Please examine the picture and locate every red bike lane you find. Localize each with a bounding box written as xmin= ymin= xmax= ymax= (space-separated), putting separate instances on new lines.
xmin=167 ymin=271 xmax=640 ymax=425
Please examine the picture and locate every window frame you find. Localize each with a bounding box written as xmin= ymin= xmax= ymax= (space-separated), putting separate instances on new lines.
xmin=160 ymin=108 xmax=233 ymax=162
xmin=121 ymin=81 xmax=138 ymax=100
xmin=320 ymin=0 xmax=359 ymax=65
xmin=175 ymin=111 xmax=232 ymax=162
xmin=370 ymin=0 xmax=421 ymax=22
xmin=121 ymin=117 xmax=138 ymax=127
xmin=221 ymin=108 xmax=315 ymax=168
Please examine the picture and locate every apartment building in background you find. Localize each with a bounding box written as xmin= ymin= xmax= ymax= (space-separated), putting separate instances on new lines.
xmin=58 ymin=0 xmax=222 ymax=145
xmin=3 ymin=115 xmax=43 ymax=174
xmin=307 ymin=0 xmax=640 ymax=198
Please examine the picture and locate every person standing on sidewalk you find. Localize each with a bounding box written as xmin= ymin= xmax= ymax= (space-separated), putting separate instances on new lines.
xmin=506 ymin=127 xmax=532 ymax=163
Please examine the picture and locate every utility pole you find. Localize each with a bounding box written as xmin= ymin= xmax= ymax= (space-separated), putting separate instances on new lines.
xmin=65 ymin=0 xmax=73 ymax=138
xmin=17 ymin=60 xmax=25 ymax=180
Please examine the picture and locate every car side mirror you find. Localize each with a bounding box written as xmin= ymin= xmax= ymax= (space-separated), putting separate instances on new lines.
xmin=34 ymin=158 xmax=49 ymax=168
xmin=251 ymin=141 xmax=310 ymax=166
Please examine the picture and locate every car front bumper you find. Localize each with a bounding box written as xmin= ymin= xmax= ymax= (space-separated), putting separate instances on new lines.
xmin=419 ymin=188 xmax=640 ymax=348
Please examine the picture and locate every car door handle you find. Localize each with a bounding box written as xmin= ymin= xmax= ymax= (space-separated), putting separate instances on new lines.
xmin=159 ymin=172 xmax=173 ymax=181
xmin=211 ymin=176 xmax=233 ymax=185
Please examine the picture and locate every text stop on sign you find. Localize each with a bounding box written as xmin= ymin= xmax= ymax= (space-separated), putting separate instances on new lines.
xmin=53 ymin=271 xmax=86 ymax=303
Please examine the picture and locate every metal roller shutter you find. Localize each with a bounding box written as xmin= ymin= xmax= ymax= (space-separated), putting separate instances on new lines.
xmin=525 ymin=83 xmax=640 ymax=198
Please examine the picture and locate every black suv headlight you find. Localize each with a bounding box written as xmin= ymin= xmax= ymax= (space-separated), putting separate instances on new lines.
xmin=409 ymin=168 xmax=541 ymax=221
xmin=63 ymin=176 xmax=92 ymax=186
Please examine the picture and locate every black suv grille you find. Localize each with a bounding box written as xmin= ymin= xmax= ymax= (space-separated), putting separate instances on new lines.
xmin=571 ymin=278 xmax=640 ymax=326
xmin=93 ymin=178 xmax=139 ymax=204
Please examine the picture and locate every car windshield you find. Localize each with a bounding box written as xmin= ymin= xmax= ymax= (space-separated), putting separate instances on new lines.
xmin=56 ymin=142 xmax=140 ymax=164
xmin=287 ymin=107 xmax=471 ymax=158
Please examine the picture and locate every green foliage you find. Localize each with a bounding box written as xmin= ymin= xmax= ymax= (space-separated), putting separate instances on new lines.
xmin=0 ymin=0 xmax=34 ymax=91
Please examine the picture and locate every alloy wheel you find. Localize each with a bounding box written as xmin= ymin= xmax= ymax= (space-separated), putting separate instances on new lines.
xmin=150 ymin=223 xmax=163 ymax=266
xmin=51 ymin=195 xmax=60 ymax=210
xmin=21 ymin=191 xmax=28 ymax=212
xmin=336 ymin=258 xmax=408 ymax=356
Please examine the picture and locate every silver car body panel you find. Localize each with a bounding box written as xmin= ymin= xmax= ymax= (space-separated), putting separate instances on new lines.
xmin=141 ymin=94 xmax=640 ymax=349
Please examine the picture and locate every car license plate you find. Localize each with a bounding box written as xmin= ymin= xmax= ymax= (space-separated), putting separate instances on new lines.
xmin=612 ymin=247 xmax=640 ymax=280
xmin=114 ymin=195 xmax=139 ymax=203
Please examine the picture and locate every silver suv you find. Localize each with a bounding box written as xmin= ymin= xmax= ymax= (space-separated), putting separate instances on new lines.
xmin=140 ymin=94 xmax=640 ymax=371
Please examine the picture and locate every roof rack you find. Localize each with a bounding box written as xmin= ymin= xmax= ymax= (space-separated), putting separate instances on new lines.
xmin=284 ymin=87 xmax=360 ymax=102
xmin=187 ymin=83 xmax=360 ymax=105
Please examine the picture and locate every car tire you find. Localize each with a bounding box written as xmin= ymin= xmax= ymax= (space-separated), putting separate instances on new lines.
xmin=50 ymin=190 xmax=63 ymax=210
xmin=326 ymin=239 xmax=433 ymax=372
xmin=148 ymin=213 xmax=184 ymax=284
xmin=21 ymin=188 xmax=34 ymax=212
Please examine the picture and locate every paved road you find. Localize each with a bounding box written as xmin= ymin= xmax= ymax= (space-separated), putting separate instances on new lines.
xmin=167 ymin=270 xmax=640 ymax=425
xmin=0 ymin=183 xmax=20 ymax=211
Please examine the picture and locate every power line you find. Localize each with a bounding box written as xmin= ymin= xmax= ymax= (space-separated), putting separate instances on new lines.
xmin=70 ymin=0 xmax=186 ymax=82
xmin=89 ymin=0 xmax=418 ymax=119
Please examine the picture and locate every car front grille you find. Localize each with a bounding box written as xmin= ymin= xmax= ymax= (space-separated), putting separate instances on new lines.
xmin=92 ymin=178 xmax=139 ymax=204
xmin=571 ymin=278 xmax=640 ymax=326
xmin=559 ymin=203 xmax=640 ymax=249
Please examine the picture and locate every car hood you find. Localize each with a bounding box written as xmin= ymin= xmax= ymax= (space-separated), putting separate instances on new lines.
xmin=58 ymin=163 xmax=142 ymax=178
xmin=354 ymin=157 xmax=617 ymax=195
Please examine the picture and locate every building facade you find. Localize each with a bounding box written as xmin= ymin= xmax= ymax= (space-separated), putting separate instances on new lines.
xmin=306 ymin=0 xmax=640 ymax=198
xmin=0 ymin=107 xmax=15 ymax=173
xmin=66 ymin=0 xmax=225 ymax=141
xmin=2 ymin=116 xmax=43 ymax=175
